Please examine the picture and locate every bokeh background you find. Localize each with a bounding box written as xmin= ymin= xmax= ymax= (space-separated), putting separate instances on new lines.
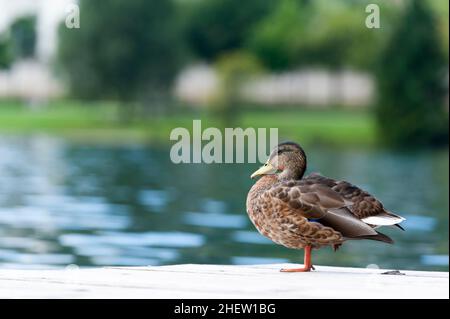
xmin=0 ymin=0 xmax=448 ymax=271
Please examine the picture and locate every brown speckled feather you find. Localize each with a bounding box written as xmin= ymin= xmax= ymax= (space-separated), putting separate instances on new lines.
xmin=247 ymin=176 xmax=344 ymax=249
xmin=304 ymin=173 xmax=387 ymax=219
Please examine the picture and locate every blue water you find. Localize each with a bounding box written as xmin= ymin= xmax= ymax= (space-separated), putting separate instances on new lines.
xmin=0 ymin=135 xmax=448 ymax=270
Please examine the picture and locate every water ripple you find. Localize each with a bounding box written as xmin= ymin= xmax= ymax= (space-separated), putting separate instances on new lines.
xmin=59 ymin=231 xmax=205 ymax=248
xmin=184 ymin=212 xmax=248 ymax=229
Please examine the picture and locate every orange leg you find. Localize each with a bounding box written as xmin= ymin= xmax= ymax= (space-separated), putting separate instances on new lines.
xmin=280 ymin=245 xmax=314 ymax=272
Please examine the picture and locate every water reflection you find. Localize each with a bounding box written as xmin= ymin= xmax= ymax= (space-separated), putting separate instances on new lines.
xmin=0 ymin=135 xmax=448 ymax=271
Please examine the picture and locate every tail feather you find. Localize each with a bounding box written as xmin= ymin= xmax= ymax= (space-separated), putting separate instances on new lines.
xmin=350 ymin=231 xmax=394 ymax=244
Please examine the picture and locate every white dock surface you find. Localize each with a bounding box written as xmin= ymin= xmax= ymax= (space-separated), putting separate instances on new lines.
xmin=0 ymin=264 xmax=448 ymax=299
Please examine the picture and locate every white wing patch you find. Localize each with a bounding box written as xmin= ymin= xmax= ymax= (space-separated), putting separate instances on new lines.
xmin=362 ymin=213 xmax=405 ymax=226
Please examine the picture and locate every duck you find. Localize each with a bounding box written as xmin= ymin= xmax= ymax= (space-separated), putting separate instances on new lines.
xmin=246 ymin=141 xmax=405 ymax=272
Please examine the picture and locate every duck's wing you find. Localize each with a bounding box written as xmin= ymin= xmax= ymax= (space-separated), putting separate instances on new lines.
xmin=304 ymin=173 xmax=405 ymax=228
xmin=265 ymin=180 xmax=393 ymax=243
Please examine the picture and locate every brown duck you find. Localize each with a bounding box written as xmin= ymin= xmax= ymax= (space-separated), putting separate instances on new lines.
xmin=246 ymin=142 xmax=405 ymax=272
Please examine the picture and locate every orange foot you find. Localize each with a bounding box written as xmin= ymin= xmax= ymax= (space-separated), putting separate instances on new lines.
xmin=280 ymin=265 xmax=315 ymax=272
xmin=280 ymin=245 xmax=314 ymax=273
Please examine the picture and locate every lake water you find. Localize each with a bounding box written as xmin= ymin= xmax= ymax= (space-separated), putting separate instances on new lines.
xmin=0 ymin=135 xmax=448 ymax=271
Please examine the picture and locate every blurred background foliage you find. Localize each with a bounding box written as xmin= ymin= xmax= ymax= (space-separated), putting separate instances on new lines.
xmin=0 ymin=34 xmax=13 ymax=69
xmin=212 ymin=51 xmax=264 ymax=125
xmin=181 ymin=0 xmax=276 ymax=61
xmin=47 ymin=0 xmax=449 ymax=147
xmin=58 ymin=0 xmax=184 ymax=103
xmin=0 ymin=14 xmax=37 ymax=68
xmin=0 ymin=0 xmax=447 ymax=148
xmin=376 ymin=0 xmax=448 ymax=147
xmin=9 ymin=15 xmax=37 ymax=59
xmin=247 ymin=0 xmax=387 ymax=71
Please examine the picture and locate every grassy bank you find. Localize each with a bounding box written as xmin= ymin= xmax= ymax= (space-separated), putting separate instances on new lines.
xmin=0 ymin=100 xmax=376 ymax=146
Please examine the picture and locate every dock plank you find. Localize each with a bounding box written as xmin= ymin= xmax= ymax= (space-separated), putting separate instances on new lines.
xmin=0 ymin=264 xmax=448 ymax=299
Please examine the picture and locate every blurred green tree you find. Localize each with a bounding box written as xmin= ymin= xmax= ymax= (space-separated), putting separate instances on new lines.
xmin=212 ymin=51 xmax=263 ymax=125
xmin=248 ymin=0 xmax=393 ymax=71
xmin=0 ymin=35 xmax=13 ymax=69
xmin=375 ymin=0 xmax=448 ymax=147
xmin=58 ymin=0 xmax=183 ymax=117
xmin=427 ymin=0 xmax=449 ymax=58
xmin=183 ymin=0 xmax=275 ymax=60
xmin=246 ymin=0 xmax=310 ymax=70
xmin=10 ymin=15 xmax=37 ymax=58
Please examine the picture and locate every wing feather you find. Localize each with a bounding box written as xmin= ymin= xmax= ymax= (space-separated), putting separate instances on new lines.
xmin=304 ymin=173 xmax=405 ymax=226
xmin=265 ymin=178 xmax=396 ymax=242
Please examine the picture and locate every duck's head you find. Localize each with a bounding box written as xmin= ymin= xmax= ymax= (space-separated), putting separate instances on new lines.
xmin=250 ymin=142 xmax=307 ymax=181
